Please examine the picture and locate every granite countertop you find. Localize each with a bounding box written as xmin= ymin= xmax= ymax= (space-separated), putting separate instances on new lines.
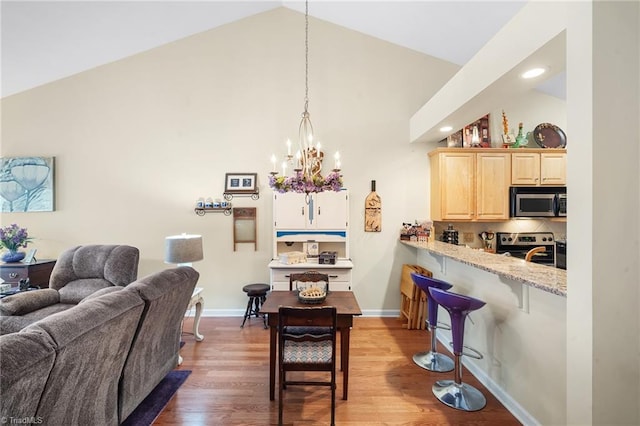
xmin=401 ymin=240 xmax=567 ymax=297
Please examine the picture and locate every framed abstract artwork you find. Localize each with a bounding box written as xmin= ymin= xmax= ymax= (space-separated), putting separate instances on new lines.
xmin=0 ymin=157 xmax=55 ymax=212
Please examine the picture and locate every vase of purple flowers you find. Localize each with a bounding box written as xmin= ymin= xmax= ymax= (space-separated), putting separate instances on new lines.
xmin=0 ymin=224 xmax=33 ymax=263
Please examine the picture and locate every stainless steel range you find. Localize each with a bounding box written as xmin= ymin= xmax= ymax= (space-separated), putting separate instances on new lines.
xmin=496 ymin=232 xmax=555 ymax=266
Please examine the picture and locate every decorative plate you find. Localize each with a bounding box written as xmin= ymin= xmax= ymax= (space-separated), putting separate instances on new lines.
xmin=533 ymin=123 xmax=567 ymax=148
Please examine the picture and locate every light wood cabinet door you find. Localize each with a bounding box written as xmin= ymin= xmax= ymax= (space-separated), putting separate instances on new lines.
xmin=540 ymin=153 xmax=567 ymax=185
xmin=431 ymin=152 xmax=474 ymax=220
xmin=511 ymin=152 xmax=541 ymax=185
xmin=476 ymin=153 xmax=510 ymax=220
xmin=512 ymin=152 xmax=566 ymax=186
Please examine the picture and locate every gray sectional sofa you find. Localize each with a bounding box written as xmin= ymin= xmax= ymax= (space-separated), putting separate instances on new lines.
xmin=0 ymin=244 xmax=140 ymax=333
xmin=0 ymin=266 xmax=199 ymax=425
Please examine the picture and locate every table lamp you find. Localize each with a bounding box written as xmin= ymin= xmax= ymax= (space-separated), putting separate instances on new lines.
xmin=164 ymin=234 xmax=204 ymax=267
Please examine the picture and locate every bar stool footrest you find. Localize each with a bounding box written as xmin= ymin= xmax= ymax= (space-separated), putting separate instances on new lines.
xmin=448 ymin=342 xmax=484 ymax=360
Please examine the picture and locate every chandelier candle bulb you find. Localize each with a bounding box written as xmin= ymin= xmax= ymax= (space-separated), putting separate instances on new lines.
xmin=282 ymin=161 xmax=287 ymax=176
xmin=334 ymin=151 xmax=340 ymax=169
xmin=286 ymin=139 xmax=292 ymax=156
xmin=271 ymin=154 xmax=277 ymax=172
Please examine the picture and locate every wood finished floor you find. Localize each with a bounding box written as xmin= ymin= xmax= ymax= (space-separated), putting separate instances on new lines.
xmin=155 ymin=317 xmax=521 ymax=425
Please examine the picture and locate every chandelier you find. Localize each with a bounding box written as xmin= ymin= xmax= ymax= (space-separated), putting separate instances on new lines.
xmin=269 ymin=0 xmax=342 ymax=195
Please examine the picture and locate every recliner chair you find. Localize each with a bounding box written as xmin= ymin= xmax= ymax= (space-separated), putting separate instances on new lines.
xmin=0 ymin=244 xmax=139 ymax=334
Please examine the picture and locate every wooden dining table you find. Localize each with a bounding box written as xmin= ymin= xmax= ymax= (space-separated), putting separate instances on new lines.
xmin=260 ymin=290 xmax=362 ymax=401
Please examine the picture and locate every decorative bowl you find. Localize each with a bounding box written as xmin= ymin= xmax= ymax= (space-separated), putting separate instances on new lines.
xmin=296 ymin=281 xmax=327 ymax=304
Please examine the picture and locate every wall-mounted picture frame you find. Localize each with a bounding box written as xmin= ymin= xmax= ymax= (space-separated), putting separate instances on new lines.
xmin=0 ymin=156 xmax=55 ymax=212
xmin=225 ymin=173 xmax=257 ymax=194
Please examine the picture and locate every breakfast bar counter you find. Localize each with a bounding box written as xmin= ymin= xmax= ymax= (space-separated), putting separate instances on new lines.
xmin=400 ymin=240 xmax=566 ymax=297
xmin=400 ymin=239 xmax=567 ymax=425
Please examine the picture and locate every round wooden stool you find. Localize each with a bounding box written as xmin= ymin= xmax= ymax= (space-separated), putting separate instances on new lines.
xmin=241 ymin=283 xmax=270 ymax=329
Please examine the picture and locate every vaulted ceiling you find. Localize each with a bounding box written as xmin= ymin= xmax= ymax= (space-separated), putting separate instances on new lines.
xmin=1 ymin=1 xmax=533 ymax=98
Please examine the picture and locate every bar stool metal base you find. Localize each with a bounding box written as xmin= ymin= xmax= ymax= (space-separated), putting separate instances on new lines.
xmin=413 ymin=351 xmax=454 ymax=372
xmin=432 ymin=380 xmax=487 ymax=412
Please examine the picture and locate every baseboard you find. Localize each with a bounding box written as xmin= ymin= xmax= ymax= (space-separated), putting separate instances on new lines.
xmin=189 ymin=308 xmax=402 ymax=318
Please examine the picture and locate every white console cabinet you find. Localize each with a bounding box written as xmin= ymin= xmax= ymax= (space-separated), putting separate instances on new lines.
xmin=269 ymin=190 xmax=353 ymax=291
xmin=268 ymin=260 xmax=353 ymax=291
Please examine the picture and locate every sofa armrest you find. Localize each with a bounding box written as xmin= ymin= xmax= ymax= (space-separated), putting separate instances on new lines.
xmin=0 ymin=289 xmax=60 ymax=316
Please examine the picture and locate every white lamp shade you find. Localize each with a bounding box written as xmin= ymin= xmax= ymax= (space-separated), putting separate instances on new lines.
xmin=165 ymin=234 xmax=204 ymax=264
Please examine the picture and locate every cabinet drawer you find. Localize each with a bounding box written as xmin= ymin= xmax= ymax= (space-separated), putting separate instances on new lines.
xmin=0 ymin=260 xmax=55 ymax=288
xmin=271 ymin=268 xmax=351 ymax=283
xmin=0 ymin=266 xmax=28 ymax=284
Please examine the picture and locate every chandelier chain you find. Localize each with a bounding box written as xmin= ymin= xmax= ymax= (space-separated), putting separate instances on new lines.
xmin=304 ymin=0 xmax=309 ymax=112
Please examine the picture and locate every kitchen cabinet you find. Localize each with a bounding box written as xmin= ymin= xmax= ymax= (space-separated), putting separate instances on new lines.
xmin=273 ymin=191 xmax=348 ymax=230
xmin=429 ymin=149 xmax=510 ymax=221
xmin=511 ymin=152 xmax=566 ymax=186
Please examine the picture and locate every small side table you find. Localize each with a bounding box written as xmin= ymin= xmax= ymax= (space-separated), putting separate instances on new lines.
xmin=178 ymin=287 xmax=205 ymax=366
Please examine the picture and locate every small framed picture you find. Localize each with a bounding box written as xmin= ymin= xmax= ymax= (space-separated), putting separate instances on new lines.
xmin=23 ymin=248 xmax=37 ymax=263
xmin=502 ymin=134 xmax=516 ymax=145
xmin=225 ymin=173 xmax=257 ymax=194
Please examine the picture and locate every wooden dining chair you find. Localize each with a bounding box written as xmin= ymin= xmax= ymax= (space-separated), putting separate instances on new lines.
xmin=287 ymin=271 xmax=331 ymax=336
xmin=278 ymin=306 xmax=337 ymax=426
xmin=288 ymin=270 xmax=329 ymax=292
xmin=525 ymin=246 xmax=547 ymax=262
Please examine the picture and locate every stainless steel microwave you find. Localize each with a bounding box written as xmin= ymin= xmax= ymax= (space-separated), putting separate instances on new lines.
xmin=510 ymin=187 xmax=567 ymax=218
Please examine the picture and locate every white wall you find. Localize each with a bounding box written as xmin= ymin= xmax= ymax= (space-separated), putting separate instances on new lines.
xmin=0 ymin=8 xmax=457 ymax=314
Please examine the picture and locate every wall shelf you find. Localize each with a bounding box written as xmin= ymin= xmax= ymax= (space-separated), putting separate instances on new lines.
xmin=195 ymin=206 xmax=232 ymax=216
xmin=223 ymin=191 xmax=259 ymax=201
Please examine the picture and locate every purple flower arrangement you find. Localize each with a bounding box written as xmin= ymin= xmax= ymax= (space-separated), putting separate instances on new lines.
xmin=269 ymin=171 xmax=343 ymax=193
xmin=0 ymin=224 xmax=33 ymax=252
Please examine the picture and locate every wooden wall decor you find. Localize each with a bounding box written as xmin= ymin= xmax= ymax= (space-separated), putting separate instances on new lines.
xmin=364 ymin=180 xmax=381 ymax=232
xmin=233 ymin=207 xmax=257 ymax=251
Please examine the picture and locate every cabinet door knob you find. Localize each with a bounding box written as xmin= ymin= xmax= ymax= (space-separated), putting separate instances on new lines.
xmin=329 ymin=275 xmax=338 ymax=278
xmin=301 ymin=207 xmax=304 ymax=215
xmin=9 ymin=272 xmax=18 ymax=279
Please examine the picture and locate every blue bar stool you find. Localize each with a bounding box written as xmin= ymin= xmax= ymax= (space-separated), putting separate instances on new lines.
xmin=410 ymin=272 xmax=454 ymax=372
xmin=428 ymin=287 xmax=486 ymax=412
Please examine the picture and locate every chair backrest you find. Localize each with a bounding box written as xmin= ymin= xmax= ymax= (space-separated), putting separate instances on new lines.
xmin=0 ymin=330 xmax=56 ymax=420
xmin=50 ymin=244 xmax=140 ymax=303
xmin=27 ymin=288 xmax=145 ymax=426
xmin=278 ymin=306 xmax=337 ymax=355
xmin=288 ymin=270 xmax=330 ymax=292
xmin=118 ymin=266 xmax=199 ymax=423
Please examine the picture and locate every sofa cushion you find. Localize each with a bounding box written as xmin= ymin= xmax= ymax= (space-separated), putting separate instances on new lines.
xmin=27 ymin=289 xmax=144 ymax=426
xmin=0 ymin=288 xmax=59 ymax=316
xmin=79 ymin=286 xmax=123 ymax=303
xmin=58 ymin=278 xmax=115 ymax=304
xmin=0 ymin=329 xmax=56 ymax=420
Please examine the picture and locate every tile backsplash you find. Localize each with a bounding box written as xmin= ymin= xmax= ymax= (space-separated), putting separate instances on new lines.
xmin=433 ymin=220 xmax=566 ymax=249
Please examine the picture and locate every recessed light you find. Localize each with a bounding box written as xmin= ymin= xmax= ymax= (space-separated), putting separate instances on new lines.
xmin=440 ymin=126 xmax=453 ymax=132
xmin=522 ymin=68 xmax=546 ymax=79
